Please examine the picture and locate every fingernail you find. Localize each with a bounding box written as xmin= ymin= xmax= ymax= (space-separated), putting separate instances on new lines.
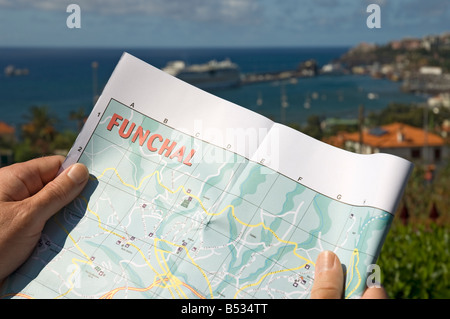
xmin=67 ymin=163 xmax=89 ymax=184
xmin=315 ymin=251 xmax=336 ymax=274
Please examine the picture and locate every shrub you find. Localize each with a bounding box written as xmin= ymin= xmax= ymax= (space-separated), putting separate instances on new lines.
xmin=377 ymin=223 xmax=449 ymax=298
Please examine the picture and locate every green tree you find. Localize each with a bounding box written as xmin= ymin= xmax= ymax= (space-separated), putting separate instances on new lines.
xmin=15 ymin=105 xmax=57 ymax=161
xmin=69 ymin=106 xmax=87 ymax=132
xmin=301 ymin=115 xmax=324 ymax=140
xmin=367 ymin=103 xmax=423 ymax=127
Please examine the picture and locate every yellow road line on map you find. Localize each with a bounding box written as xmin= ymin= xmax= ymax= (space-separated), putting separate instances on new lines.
xmin=80 ymin=197 xmax=125 ymax=239
xmin=231 ymin=208 xmax=315 ymax=266
xmin=233 ymin=263 xmax=308 ymax=299
xmin=151 ymin=240 xmax=208 ymax=299
xmin=51 ymin=215 xmax=93 ymax=299
xmin=0 ymin=292 xmax=34 ymax=299
xmin=153 ymin=244 xmax=181 ymax=298
xmin=100 ymin=277 xmax=205 ymax=299
xmin=154 ymin=245 xmax=170 ymax=276
xmin=52 ymin=215 xmax=92 ymax=262
xmin=100 ymin=277 xmax=169 ymax=299
xmin=158 ymin=252 xmax=187 ymax=299
xmin=155 ymin=237 xmax=214 ymax=299
xmin=56 ymin=262 xmax=83 ymax=299
xmin=344 ymin=249 xmax=361 ymax=299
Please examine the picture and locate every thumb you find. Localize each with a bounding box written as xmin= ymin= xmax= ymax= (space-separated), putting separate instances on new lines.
xmin=310 ymin=251 xmax=344 ymax=299
xmin=28 ymin=163 xmax=89 ymax=224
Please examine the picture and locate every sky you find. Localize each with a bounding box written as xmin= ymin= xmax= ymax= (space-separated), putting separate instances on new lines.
xmin=0 ymin=0 xmax=449 ymax=48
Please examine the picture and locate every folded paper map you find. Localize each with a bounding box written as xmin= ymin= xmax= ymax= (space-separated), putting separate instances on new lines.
xmin=1 ymin=53 xmax=413 ymax=299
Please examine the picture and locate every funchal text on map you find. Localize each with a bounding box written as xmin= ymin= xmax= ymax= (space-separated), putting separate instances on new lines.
xmin=1 ymin=99 xmax=390 ymax=299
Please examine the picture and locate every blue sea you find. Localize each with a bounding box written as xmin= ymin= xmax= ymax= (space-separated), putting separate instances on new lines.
xmin=0 ymin=47 xmax=427 ymax=132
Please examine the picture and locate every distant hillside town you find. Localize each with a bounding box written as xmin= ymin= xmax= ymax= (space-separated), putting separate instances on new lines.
xmin=336 ymin=32 xmax=450 ymax=99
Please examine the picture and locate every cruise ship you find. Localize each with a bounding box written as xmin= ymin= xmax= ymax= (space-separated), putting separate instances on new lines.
xmin=162 ymin=59 xmax=241 ymax=90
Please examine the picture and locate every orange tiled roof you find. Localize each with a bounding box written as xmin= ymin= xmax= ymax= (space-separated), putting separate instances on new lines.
xmin=344 ymin=122 xmax=445 ymax=148
xmin=323 ymin=134 xmax=346 ymax=148
xmin=0 ymin=122 xmax=15 ymax=135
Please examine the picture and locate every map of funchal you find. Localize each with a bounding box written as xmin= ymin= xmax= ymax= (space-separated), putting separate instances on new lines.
xmin=0 ymin=53 xmax=413 ymax=299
